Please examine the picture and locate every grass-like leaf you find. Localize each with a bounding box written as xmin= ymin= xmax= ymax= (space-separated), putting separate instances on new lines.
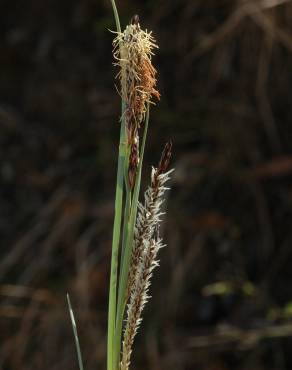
xmin=67 ymin=294 xmax=85 ymax=370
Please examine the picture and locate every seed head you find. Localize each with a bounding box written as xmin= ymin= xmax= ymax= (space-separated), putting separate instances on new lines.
xmin=121 ymin=143 xmax=174 ymax=370
xmin=113 ymin=19 xmax=160 ymax=133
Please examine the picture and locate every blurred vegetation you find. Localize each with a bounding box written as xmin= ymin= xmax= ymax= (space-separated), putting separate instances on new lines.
xmin=2 ymin=0 xmax=292 ymax=369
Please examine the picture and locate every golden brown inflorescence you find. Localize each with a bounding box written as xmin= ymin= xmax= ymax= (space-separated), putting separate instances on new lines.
xmin=113 ymin=17 xmax=160 ymax=144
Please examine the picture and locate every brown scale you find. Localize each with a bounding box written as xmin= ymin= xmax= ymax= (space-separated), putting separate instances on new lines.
xmin=151 ymin=140 xmax=173 ymax=189
xmin=128 ymin=138 xmax=139 ymax=190
xmin=158 ymin=140 xmax=172 ymax=174
xmin=135 ymin=56 xmax=160 ymax=125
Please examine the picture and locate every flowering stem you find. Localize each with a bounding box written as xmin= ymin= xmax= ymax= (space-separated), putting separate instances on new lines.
xmin=119 ymin=147 xmax=132 ymax=297
xmin=107 ymin=105 xmax=126 ymax=370
xmin=107 ymin=2 xmax=124 ymax=370
xmin=114 ymin=105 xmax=150 ymax=370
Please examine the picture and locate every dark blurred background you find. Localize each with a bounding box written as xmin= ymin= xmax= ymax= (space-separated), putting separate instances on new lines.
xmin=2 ymin=0 xmax=292 ymax=369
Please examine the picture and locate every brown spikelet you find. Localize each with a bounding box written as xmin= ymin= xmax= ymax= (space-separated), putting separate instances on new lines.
xmin=152 ymin=140 xmax=172 ymax=188
xmin=128 ymin=137 xmax=139 ymax=190
xmin=126 ymin=142 xmax=173 ymax=300
xmin=158 ymin=140 xmax=172 ymax=174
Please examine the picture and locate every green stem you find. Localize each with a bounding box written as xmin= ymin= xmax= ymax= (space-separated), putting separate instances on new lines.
xmin=107 ymin=2 xmax=124 ymax=370
xmin=110 ymin=0 xmax=121 ymax=33
xmin=119 ymin=144 xmax=132 ymax=274
xmin=120 ymin=151 xmax=132 ymax=283
xmin=119 ymin=192 xmax=131 ymax=284
xmin=107 ymin=110 xmax=126 ymax=370
xmin=113 ymin=106 xmax=150 ymax=370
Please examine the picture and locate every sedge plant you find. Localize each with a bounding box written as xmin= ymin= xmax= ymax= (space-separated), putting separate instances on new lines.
xmin=68 ymin=2 xmax=173 ymax=370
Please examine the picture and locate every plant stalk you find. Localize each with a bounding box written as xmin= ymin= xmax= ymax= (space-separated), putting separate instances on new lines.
xmin=113 ymin=106 xmax=150 ymax=370
xmin=107 ymin=2 xmax=124 ymax=370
